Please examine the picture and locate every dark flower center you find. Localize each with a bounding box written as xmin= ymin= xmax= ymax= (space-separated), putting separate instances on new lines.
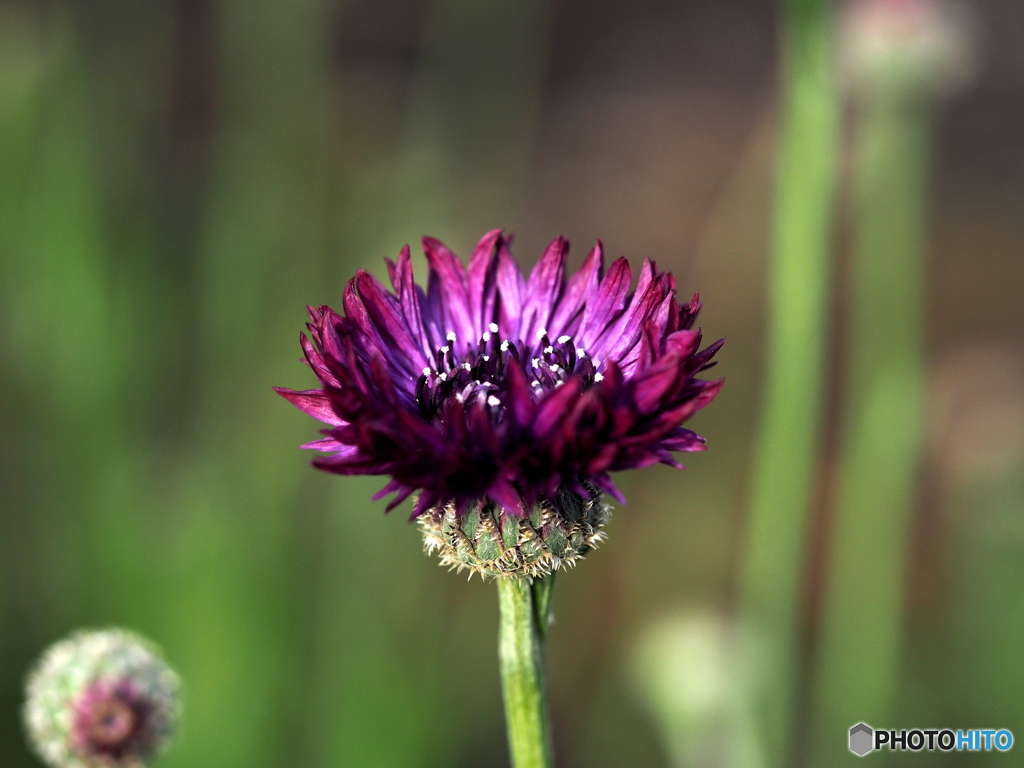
xmin=415 ymin=325 xmax=602 ymax=421
xmin=72 ymin=681 xmax=155 ymax=761
xmin=85 ymin=697 xmax=136 ymax=748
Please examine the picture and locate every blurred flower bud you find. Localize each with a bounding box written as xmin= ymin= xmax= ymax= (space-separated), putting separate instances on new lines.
xmin=419 ymin=485 xmax=609 ymax=579
xmin=23 ymin=629 xmax=180 ymax=768
xmin=842 ymin=0 xmax=977 ymax=98
xmin=628 ymin=612 xmax=741 ymax=768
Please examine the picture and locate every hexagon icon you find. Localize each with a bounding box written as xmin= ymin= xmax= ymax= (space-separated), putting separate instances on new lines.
xmin=849 ymin=723 xmax=874 ymax=757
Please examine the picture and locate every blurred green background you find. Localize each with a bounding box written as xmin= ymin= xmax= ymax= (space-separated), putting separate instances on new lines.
xmin=1 ymin=0 xmax=1022 ymax=766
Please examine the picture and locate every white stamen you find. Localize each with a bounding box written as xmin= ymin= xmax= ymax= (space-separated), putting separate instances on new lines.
xmin=594 ymin=372 xmax=604 ymax=382
xmin=439 ymin=373 xmax=448 ymax=382
xmin=500 ymin=341 xmax=510 ymax=352
xmin=446 ymin=331 xmax=457 ymax=342
xmin=482 ymin=331 xmax=491 ymax=342
xmin=489 ymin=322 xmax=499 ymax=334
xmin=550 ymin=364 xmax=561 ymax=372
xmin=440 ymin=345 xmax=450 ymax=354
xmin=422 ymin=367 xmax=432 ymax=376
xmin=544 ymin=346 xmax=554 ymax=354
xmin=558 ymin=335 xmax=571 ymax=344
xmin=536 ymin=328 xmax=548 ymax=339
xmin=486 ymin=395 xmax=501 ymax=407
xmin=531 ymin=358 xmax=540 ymax=369
xmin=463 ymin=363 xmax=472 ymax=370
xmin=578 ymin=348 xmax=587 ymax=357
xmin=482 ymin=355 xmax=490 ymax=362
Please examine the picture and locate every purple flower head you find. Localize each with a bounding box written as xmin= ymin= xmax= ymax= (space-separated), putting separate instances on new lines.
xmin=277 ymin=230 xmax=724 ymax=527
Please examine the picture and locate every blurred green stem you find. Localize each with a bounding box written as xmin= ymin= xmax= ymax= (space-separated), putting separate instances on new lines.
xmin=738 ymin=0 xmax=839 ymax=765
xmin=498 ymin=577 xmax=555 ymax=768
xmin=809 ymin=86 xmax=930 ymax=761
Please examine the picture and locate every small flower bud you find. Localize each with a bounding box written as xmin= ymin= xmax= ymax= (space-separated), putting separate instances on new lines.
xmin=419 ymin=485 xmax=610 ymax=579
xmin=843 ymin=0 xmax=977 ymax=98
xmin=23 ymin=629 xmax=181 ymax=768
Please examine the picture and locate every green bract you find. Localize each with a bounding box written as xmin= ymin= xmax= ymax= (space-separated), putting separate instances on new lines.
xmin=419 ymin=486 xmax=609 ymax=579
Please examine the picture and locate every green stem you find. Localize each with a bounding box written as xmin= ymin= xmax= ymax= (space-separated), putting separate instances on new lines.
xmin=498 ymin=576 xmax=555 ymax=768
xmin=809 ymin=85 xmax=930 ymax=763
xmin=531 ymin=573 xmax=556 ymax=640
xmin=738 ymin=0 xmax=840 ymax=765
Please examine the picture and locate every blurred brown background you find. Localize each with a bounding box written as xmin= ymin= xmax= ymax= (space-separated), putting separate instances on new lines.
xmin=1 ymin=0 xmax=1022 ymax=766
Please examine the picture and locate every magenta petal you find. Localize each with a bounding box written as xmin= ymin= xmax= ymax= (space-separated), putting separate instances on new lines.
xmin=385 ymin=486 xmax=416 ymax=512
xmin=342 ymin=280 xmax=414 ymax=387
xmin=488 ymin=477 xmax=524 ymax=517
xmin=532 ymin=380 xmax=581 ymax=440
xmin=355 ymin=270 xmax=424 ymax=374
xmin=679 ymin=292 xmax=702 ymax=330
xmin=591 ymin=472 xmax=626 ymax=503
xmin=375 ymin=478 xmax=417 ymax=512
xmin=275 ymin=388 xmax=346 ymax=427
xmin=665 ymin=329 xmax=702 ymax=359
xmin=519 ymin=236 xmax=568 ymax=342
xmin=505 ymin=358 xmax=537 ymax=427
xmin=579 ymin=256 xmax=631 ymax=349
xmin=652 ymin=446 xmax=685 ymax=469
xmin=593 ymin=274 xmax=669 ymax=363
xmin=692 ymin=378 xmax=725 ymax=410
xmin=632 ymin=359 xmax=684 ymax=414
xmin=620 ymin=290 xmax=675 ymax=374
xmin=495 ymin=238 xmax=526 ymax=338
xmin=549 ymin=240 xmax=603 ymax=337
xmin=633 ymin=258 xmax=656 ymax=302
xmin=312 ymin=306 xmax=347 ymax=368
xmin=300 ymin=437 xmax=352 ymax=452
xmin=689 ymin=337 xmax=725 ymax=371
xmin=300 ymin=332 xmax=339 ymax=388
xmin=391 ymin=245 xmax=432 ymax=358
xmin=659 ymin=427 xmax=707 ymax=452
xmin=312 ymin=452 xmax=388 ymax=475
xmin=423 ymin=236 xmax=475 ymax=345
xmin=342 ymin=279 xmax=374 ymax=340
xmin=468 ymin=229 xmax=502 ymax=331
xmin=373 ymin=478 xmax=404 ymax=501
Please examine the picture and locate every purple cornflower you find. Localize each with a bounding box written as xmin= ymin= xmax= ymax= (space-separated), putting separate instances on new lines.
xmin=277 ymin=231 xmax=723 ymax=538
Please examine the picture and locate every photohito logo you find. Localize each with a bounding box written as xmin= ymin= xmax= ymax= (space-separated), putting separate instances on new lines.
xmin=848 ymin=723 xmax=1013 ymax=756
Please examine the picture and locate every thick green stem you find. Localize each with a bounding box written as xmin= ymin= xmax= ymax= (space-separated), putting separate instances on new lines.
xmin=737 ymin=1 xmax=840 ymax=766
xmin=498 ymin=577 xmax=555 ymax=768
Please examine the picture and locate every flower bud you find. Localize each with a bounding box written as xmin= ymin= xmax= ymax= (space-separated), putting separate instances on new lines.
xmin=419 ymin=485 xmax=610 ymax=579
xmin=23 ymin=629 xmax=180 ymax=768
xmin=842 ymin=0 xmax=977 ymax=98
